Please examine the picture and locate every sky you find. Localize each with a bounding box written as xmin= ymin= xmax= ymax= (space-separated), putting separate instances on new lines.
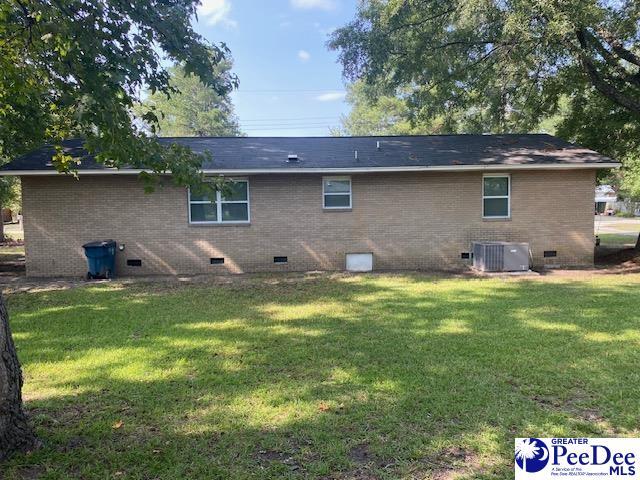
xmin=193 ymin=0 xmax=358 ymax=136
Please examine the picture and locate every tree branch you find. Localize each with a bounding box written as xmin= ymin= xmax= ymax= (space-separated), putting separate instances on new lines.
xmin=12 ymin=0 xmax=34 ymax=45
xmin=575 ymin=30 xmax=640 ymax=115
xmin=578 ymin=28 xmax=640 ymax=87
xmin=596 ymin=27 xmax=640 ymax=67
xmin=385 ymin=7 xmax=457 ymax=35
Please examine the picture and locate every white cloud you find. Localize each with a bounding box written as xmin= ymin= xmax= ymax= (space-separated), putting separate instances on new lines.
xmin=315 ymin=91 xmax=346 ymax=102
xmin=290 ymin=0 xmax=337 ymax=11
xmin=297 ymin=50 xmax=311 ymax=62
xmin=197 ymin=0 xmax=238 ymax=27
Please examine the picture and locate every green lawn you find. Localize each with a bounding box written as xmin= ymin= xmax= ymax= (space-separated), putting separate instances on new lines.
xmin=4 ymin=274 xmax=640 ymax=479
xmin=598 ymin=233 xmax=638 ymax=246
xmin=0 ymin=245 xmax=25 ymax=260
xmin=4 ymin=222 xmax=24 ymax=241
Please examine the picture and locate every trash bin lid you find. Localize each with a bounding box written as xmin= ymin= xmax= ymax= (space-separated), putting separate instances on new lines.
xmin=82 ymin=240 xmax=116 ymax=248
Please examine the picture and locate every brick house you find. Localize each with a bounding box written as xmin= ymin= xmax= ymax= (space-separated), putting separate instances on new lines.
xmin=2 ymin=135 xmax=618 ymax=277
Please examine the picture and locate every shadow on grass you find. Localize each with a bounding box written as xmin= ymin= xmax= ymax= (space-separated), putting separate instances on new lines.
xmin=3 ymin=274 xmax=640 ymax=479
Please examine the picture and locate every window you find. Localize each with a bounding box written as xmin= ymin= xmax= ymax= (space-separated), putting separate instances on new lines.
xmin=323 ymin=176 xmax=352 ymax=209
xmin=482 ymin=175 xmax=510 ymax=218
xmin=189 ymin=180 xmax=249 ymax=224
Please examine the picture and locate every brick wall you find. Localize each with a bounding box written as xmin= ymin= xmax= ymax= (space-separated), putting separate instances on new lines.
xmin=21 ymin=169 xmax=596 ymax=277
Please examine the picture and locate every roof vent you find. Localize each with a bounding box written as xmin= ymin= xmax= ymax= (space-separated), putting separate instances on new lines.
xmin=376 ymin=141 xmax=381 ymax=150
xmin=287 ymin=154 xmax=299 ymax=162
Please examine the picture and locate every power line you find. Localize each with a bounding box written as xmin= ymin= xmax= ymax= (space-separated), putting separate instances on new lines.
xmin=236 ymin=88 xmax=345 ymax=93
xmin=241 ymin=125 xmax=337 ymax=131
xmin=239 ymin=116 xmax=342 ymax=123
xmin=233 ymin=91 xmax=346 ymax=97
xmin=239 ymin=121 xmax=341 ymax=126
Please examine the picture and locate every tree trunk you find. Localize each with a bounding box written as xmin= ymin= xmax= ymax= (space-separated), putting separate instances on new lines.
xmin=0 ymin=292 xmax=38 ymax=461
xmin=0 ymin=201 xmax=5 ymax=243
xmin=635 ymin=232 xmax=640 ymax=251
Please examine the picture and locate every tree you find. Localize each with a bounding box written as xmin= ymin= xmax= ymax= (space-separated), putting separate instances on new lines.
xmin=0 ymin=177 xmax=21 ymax=242
xmin=0 ymin=0 xmax=236 ymax=460
xmin=330 ymin=1 xmax=639 ymax=128
xmin=332 ymin=81 xmax=440 ymax=136
xmin=554 ymin=89 xmax=640 ymax=198
xmin=0 ymin=0 xmax=237 ymax=188
xmin=329 ymin=0 xmax=640 ymax=188
xmin=334 ymin=81 xmax=501 ymax=136
xmin=0 ymin=298 xmax=38 ymax=461
xmin=135 ymin=64 xmax=242 ymax=137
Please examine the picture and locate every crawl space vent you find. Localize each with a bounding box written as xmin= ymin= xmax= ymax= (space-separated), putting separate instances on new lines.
xmin=127 ymin=259 xmax=142 ymax=267
xmin=346 ymin=253 xmax=373 ymax=272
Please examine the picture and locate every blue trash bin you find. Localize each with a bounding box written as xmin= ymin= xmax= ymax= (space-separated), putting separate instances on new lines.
xmin=82 ymin=240 xmax=116 ymax=279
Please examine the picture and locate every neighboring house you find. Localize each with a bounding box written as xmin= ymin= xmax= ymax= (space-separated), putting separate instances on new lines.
xmin=595 ymin=184 xmax=618 ymax=214
xmin=1 ymin=134 xmax=619 ymax=277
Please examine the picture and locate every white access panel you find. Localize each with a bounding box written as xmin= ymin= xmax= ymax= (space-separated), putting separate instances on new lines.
xmin=346 ymin=253 xmax=373 ymax=272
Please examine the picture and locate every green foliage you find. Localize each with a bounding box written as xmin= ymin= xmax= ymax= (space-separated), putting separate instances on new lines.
xmin=335 ymin=81 xmax=519 ymax=136
xmin=135 ymin=64 xmax=242 ymax=137
xmin=332 ymin=82 xmax=442 ymax=136
xmin=554 ymin=89 xmax=640 ymax=199
xmin=330 ymin=0 xmax=639 ymax=128
xmin=0 ymin=177 xmax=21 ymax=212
xmin=0 ymin=0 xmax=238 ymax=191
xmin=330 ymin=0 xmax=640 ymax=191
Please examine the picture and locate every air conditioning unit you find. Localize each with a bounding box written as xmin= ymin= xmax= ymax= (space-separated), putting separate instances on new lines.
xmin=472 ymin=241 xmax=530 ymax=272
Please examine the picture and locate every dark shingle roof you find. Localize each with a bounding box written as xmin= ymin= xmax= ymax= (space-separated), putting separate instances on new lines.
xmin=2 ymin=134 xmax=617 ymax=173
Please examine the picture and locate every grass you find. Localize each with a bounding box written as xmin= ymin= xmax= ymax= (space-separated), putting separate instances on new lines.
xmin=598 ymin=233 xmax=638 ymax=246
xmin=4 ymin=222 xmax=24 ymax=241
xmin=615 ymin=212 xmax=637 ymax=218
xmin=0 ymin=245 xmax=25 ymax=256
xmin=594 ymin=218 xmax=640 ymax=234
xmin=3 ymin=273 xmax=640 ymax=479
xmin=0 ymin=245 xmax=25 ymax=272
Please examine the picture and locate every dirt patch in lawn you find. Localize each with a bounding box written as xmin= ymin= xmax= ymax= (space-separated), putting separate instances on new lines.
xmin=255 ymin=447 xmax=304 ymax=473
xmin=407 ymin=447 xmax=481 ymax=480
xmin=4 ymin=261 xmax=640 ymax=295
xmin=530 ymin=247 xmax=640 ymax=277
xmin=531 ymin=392 xmax=620 ymax=436
xmin=349 ymin=443 xmax=373 ymax=464
xmin=338 ymin=445 xmax=480 ymax=480
xmin=595 ymin=247 xmax=640 ymax=272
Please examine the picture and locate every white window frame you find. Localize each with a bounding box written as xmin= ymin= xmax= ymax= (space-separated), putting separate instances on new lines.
xmin=188 ymin=178 xmax=250 ymax=224
xmin=482 ymin=174 xmax=511 ymax=219
xmin=322 ymin=176 xmax=352 ymax=209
